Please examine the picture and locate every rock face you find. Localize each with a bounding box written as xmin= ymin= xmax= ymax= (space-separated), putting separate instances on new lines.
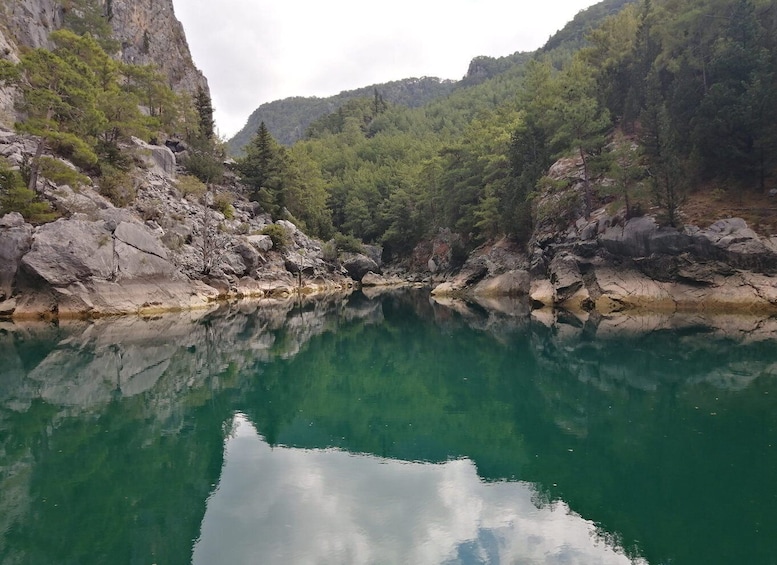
xmin=0 ymin=0 xmax=208 ymax=127
xmin=0 ymin=130 xmax=356 ymax=319
xmin=107 ymin=0 xmax=209 ymax=96
xmin=431 ymin=154 xmax=777 ymax=315
xmin=0 ymin=213 xmax=33 ymax=300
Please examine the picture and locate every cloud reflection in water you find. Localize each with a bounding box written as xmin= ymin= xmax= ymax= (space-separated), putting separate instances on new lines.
xmin=193 ymin=414 xmax=645 ymax=565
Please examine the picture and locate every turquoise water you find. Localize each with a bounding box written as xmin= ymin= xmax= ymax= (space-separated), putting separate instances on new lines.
xmin=1 ymin=290 xmax=776 ymax=564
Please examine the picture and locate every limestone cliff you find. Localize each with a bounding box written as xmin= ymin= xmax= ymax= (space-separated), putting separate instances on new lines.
xmin=105 ymin=0 xmax=208 ymax=96
xmin=0 ymin=0 xmax=208 ymax=127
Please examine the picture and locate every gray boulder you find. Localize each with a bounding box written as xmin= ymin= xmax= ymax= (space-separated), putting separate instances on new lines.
xmin=21 ymin=219 xmax=115 ymax=285
xmin=548 ymin=253 xmax=584 ymax=302
xmin=247 ymin=234 xmax=273 ymax=252
xmin=131 ymin=137 xmax=176 ymax=177
xmin=0 ymin=213 xmax=33 ymax=299
xmin=342 ymin=253 xmax=380 ymax=282
xmin=599 ymin=216 xmax=691 ymax=257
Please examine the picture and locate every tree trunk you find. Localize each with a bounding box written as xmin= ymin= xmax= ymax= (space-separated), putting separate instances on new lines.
xmin=579 ymin=145 xmax=592 ymax=217
xmin=27 ymin=138 xmax=45 ymax=194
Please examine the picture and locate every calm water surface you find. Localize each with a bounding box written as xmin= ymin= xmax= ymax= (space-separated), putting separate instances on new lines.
xmin=0 ymin=290 xmax=776 ymax=564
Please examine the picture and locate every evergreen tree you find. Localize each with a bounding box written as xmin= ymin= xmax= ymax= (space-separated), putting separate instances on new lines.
xmin=237 ymin=122 xmax=287 ymax=216
xmin=194 ymin=86 xmax=215 ymax=140
xmin=550 ymin=58 xmax=611 ymax=217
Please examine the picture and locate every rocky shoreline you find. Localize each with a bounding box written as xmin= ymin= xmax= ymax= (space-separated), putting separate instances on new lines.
xmin=0 ymin=129 xmax=368 ymax=320
xmin=427 ymin=156 xmax=777 ymax=317
xmin=4 ymin=129 xmax=777 ymax=320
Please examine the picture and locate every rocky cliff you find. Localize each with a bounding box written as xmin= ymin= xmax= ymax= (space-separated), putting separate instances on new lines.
xmin=0 ymin=129 xmax=361 ymax=319
xmin=430 ymin=155 xmax=777 ymax=315
xmin=0 ymin=0 xmax=208 ymax=127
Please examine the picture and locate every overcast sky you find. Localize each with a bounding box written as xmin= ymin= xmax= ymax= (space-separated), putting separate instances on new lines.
xmin=171 ymin=0 xmax=601 ymax=138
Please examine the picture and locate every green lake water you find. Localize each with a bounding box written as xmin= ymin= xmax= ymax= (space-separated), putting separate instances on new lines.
xmin=1 ymin=290 xmax=776 ymax=564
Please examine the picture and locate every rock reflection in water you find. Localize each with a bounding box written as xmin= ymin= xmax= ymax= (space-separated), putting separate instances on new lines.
xmin=0 ymin=290 xmax=775 ymax=565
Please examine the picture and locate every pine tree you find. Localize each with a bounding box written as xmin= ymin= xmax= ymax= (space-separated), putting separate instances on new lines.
xmin=194 ymin=86 xmax=215 ymax=140
xmin=237 ymin=122 xmax=287 ymax=215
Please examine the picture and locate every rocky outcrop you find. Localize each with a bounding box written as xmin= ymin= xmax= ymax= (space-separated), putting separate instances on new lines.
xmin=107 ymin=0 xmax=209 ymax=96
xmin=0 ymin=131 xmax=357 ymax=319
xmin=431 ymin=153 xmax=777 ymax=315
xmin=0 ymin=213 xmax=33 ymax=300
xmin=342 ymin=253 xmax=380 ymax=282
xmin=0 ymin=0 xmax=208 ymax=127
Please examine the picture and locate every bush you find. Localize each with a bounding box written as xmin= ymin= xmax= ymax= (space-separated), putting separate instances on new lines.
xmin=321 ymin=240 xmax=338 ymax=262
xmin=0 ymin=162 xmax=58 ymax=223
xmin=333 ymin=232 xmax=364 ymax=254
xmin=212 ymin=192 xmax=235 ymax=219
xmin=46 ymin=131 xmax=99 ymax=170
xmin=98 ymin=165 xmax=136 ymax=207
xmin=261 ymin=223 xmax=291 ymax=250
xmin=176 ymin=174 xmax=207 ymax=199
xmin=38 ymin=156 xmax=89 ymax=189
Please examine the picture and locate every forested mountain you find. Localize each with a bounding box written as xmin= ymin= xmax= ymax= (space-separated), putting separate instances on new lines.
xmin=227 ymin=77 xmax=456 ymax=152
xmin=230 ymin=0 xmax=777 ymax=262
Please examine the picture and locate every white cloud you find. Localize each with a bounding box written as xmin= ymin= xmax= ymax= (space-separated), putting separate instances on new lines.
xmin=192 ymin=414 xmax=646 ymax=565
xmin=172 ymin=0 xmax=600 ymax=137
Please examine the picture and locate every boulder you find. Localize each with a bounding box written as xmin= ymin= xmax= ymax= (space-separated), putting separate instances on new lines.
xmin=0 ymin=213 xmax=33 ymax=299
xmin=600 ymin=216 xmax=668 ymax=257
xmin=247 ymin=234 xmax=273 ymax=252
xmin=131 ymin=137 xmax=176 ymax=177
xmin=691 ymin=218 xmax=777 ymax=272
xmin=529 ymin=279 xmax=555 ymax=308
xmin=114 ymin=221 xmax=169 ymax=260
xmin=284 ymin=250 xmax=321 ymax=275
xmin=471 ymin=270 xmax=531 ymax=297
xmin=548 ymin=253 xmax=584 ymax=303
xmin=21 ymin=219 xmax=115 ymax=286
xmin=361 ymin=272 xmax=406 ymax=287
xmin=233 ymin=240 xmax=262 ymax=272
xmin=342 ymin=253 xmax=380 ymax=282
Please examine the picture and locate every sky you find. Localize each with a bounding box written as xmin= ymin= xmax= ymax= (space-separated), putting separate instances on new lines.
xmin=171 ymin=0 xmax=602 ymax=138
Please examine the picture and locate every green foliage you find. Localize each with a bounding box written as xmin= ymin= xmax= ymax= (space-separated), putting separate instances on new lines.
xmin=0 ymin=162 xmax=58 ymax=223
xmin=38 ymin=156 xmax=90 ymax=189
xmin=332 ymin=233 xmax=364 ymax=254
xmin=176 ymin=174 xmax=207 ymax=199
xmin=5 ymin=29 xmax=184 ymax=176
xmin=212 ymin=192 xmax=235 ymax=220
xmin=181 ymin=135 xmax=225 ymax=184
xmin=62 ymin=0 xmax=120 ymax=52
xmin=98 ymin=164 xmax=135 ymax=207
xmin=194 ymin=86 xmax=215 ymax=140
xmin=228 ymin=77 xmax=456 ymax=152
xmin=260 ymin=223 xmax=291 ymax=250
xmin=607 ymin=132 xmax=644 ymax=218
xmin=237 ymin=122 xmax=285 ymax=214
xmin=222 ymin=0 xmax=777 ymax=258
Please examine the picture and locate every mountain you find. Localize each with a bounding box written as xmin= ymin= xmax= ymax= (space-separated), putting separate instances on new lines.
xmin=228 ymin=77 xmax=456 ymax=153
xmin=228 ymin=0 xmax=637 ymax=155
xmin=0 ymin=0 xmax=208 ymax=128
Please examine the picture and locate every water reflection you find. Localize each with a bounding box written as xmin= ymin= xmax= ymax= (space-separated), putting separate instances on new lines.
xmin=0 ymin=290 xmax=775 ymax=564
xmin=194 ymin=414 xmax=642 ymax=565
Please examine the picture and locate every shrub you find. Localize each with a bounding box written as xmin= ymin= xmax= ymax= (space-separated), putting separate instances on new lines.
xmin=321 ymin=240 xmax=338 ymax=262
xmin=333 ymin=232 xmax=364 ymax=254
xmin=0 ymin=162 xmax=58 ymax=223
xmin=261 ymin=223 xmax=291 ymax=250
xmin=212 ymin=192 xmax=235 ymax=220
xmin=38 ymin=156 xmax=89 ymax=189
xmin=98 ymin=165 xmax=136 ymax=207
xmin=176 ymin=174 xmax=207 ymax=199
xmin=46 ymin=131 xmax=99 ymax=170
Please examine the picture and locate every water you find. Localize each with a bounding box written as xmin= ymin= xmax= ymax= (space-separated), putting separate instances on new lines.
xmin=1 ymin=290 xmax=776 ymax=565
